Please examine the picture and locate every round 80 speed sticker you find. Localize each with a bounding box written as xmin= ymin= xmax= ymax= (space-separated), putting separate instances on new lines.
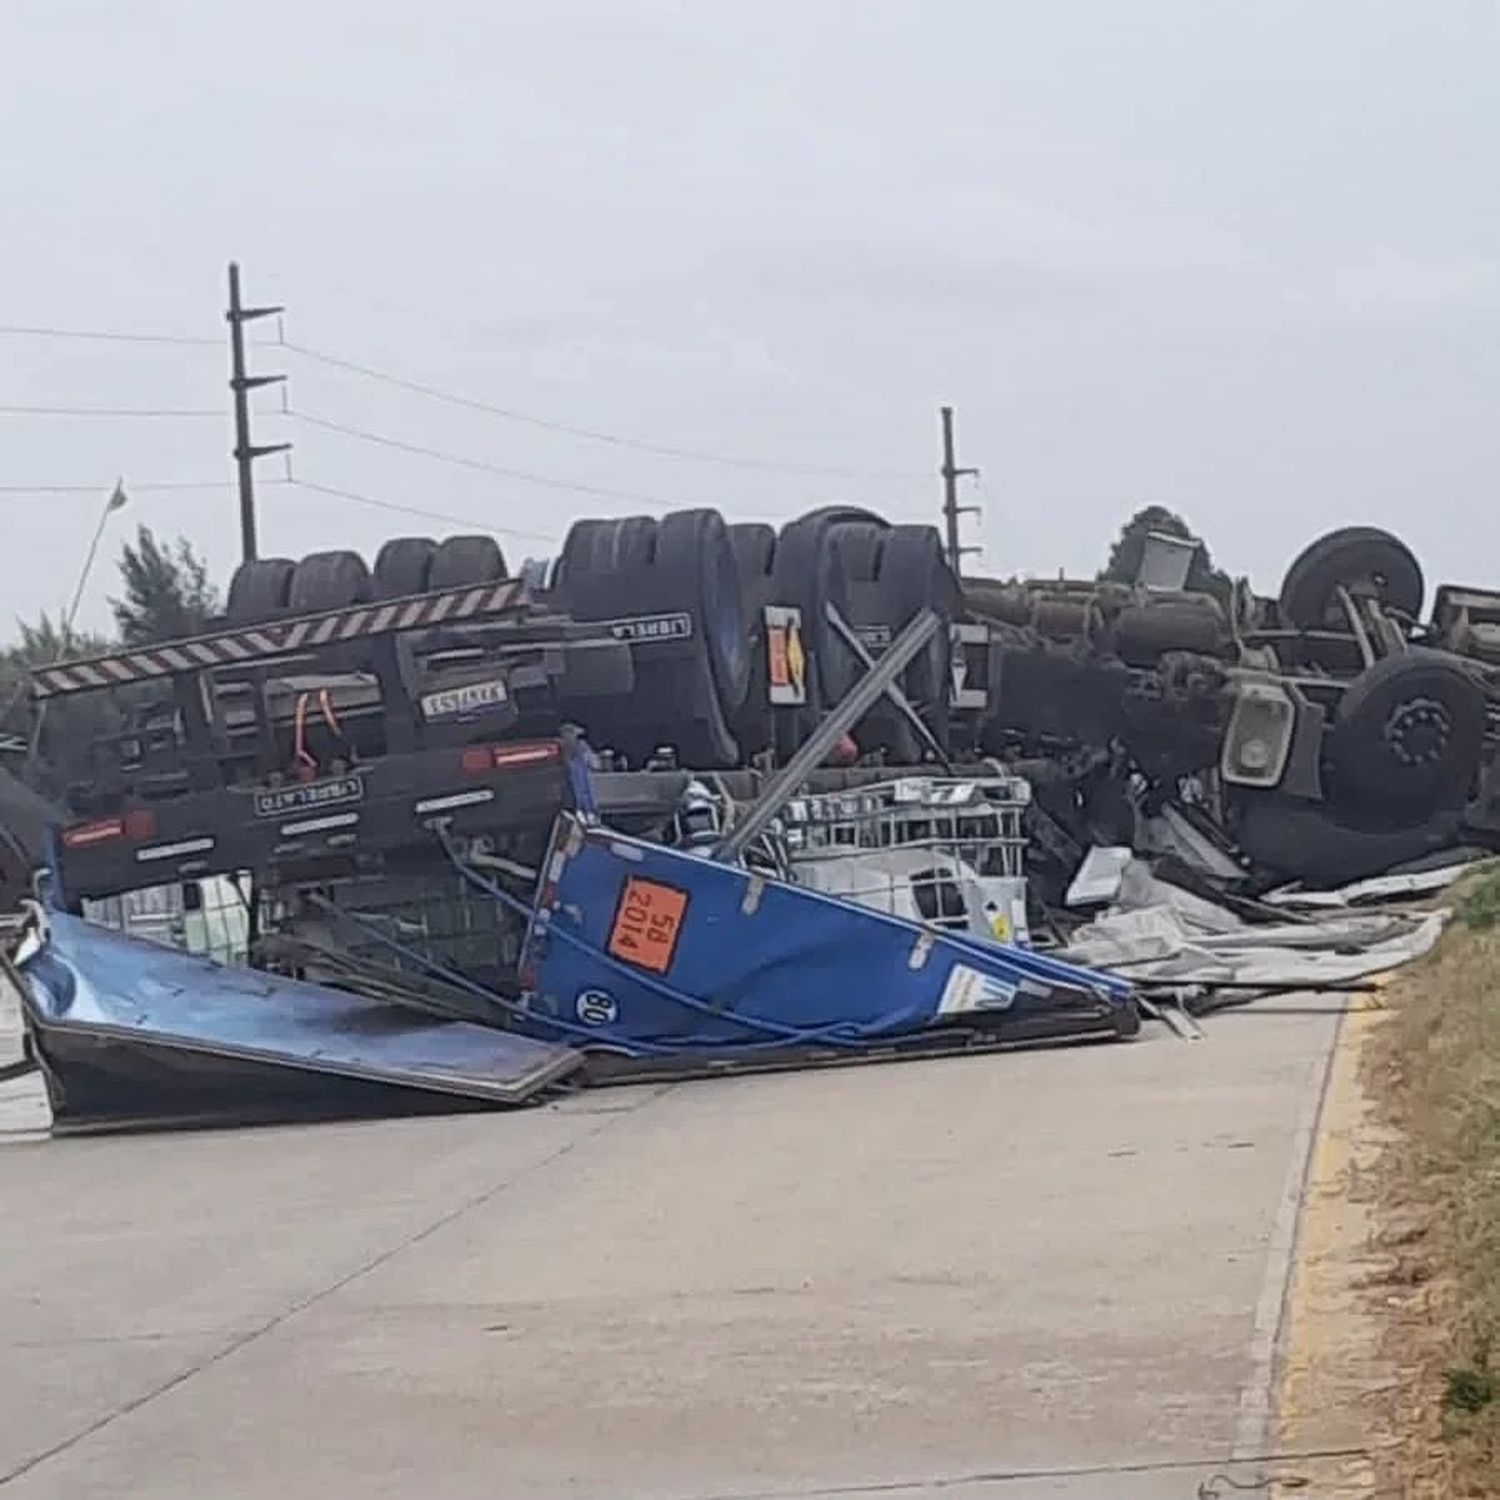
xmin=576 ymin=989 xmax=619 ymax=1026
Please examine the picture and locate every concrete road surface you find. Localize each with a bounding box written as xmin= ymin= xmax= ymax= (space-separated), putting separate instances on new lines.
xmin=0 ymin=998 xmax=1343 ymax=1499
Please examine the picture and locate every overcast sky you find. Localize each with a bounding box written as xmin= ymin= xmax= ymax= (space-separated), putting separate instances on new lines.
xmin=1 ymin=0 xmax=1496 ymax=635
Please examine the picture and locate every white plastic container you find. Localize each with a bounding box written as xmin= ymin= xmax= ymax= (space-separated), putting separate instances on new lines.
xmin=1136 ymin=530 xmax=1199 ymax=592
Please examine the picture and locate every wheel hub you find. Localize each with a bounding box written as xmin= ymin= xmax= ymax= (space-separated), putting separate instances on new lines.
xmin=1383 ymin=696 xmax=1452 ymax=768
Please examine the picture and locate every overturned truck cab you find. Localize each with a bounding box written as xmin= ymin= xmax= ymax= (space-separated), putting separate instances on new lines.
xmin=961 ymin=523 xmax=1500 ymax=889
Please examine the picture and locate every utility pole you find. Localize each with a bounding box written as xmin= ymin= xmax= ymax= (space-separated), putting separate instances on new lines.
xmin=939 ymin=405 xmax=979 ymax=576
xmin=226 ymin=262 xmax=289 ymax=563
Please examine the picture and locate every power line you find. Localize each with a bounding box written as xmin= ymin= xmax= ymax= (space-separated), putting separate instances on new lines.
xmin=0 ymin=322 xmax=219 ymax=347
xmin=0 ymin=479 xmax=244 ymax=495
xmin=279 ymin=337 xmax=925 ymax=481
xmin=282 ymin=476 xmax=561 ymax=546
xmin=285 ymin=406 xmax=678 ymax=509
xmin=287 ymin=405 xmax=933 ymax=523
xmin=0 ymin=316 xmax=925 ymax=481
xmin=0 ymin=313 xmax=927 ymax=482
xmin=0 ymin=403 xmax=221 ymax=419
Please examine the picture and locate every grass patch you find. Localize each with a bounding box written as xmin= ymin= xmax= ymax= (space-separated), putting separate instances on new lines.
xmin=1444 ymin=1362 xmax=1496 ymax=1416
xmin=1456 ymin=866 xmax=1500 ymax=932
xmin=1380 ymin=871 xmax=1500 ymax=1487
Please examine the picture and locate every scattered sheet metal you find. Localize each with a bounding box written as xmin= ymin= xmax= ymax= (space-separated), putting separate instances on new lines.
xmin=1062 ymin=858 xmax=1447 ymax=990
xmin=1111 ymin=859 xmax=1246 ymax=934
xmin=1137 ymin=804 xmax=1246 ymax=883
xmin=15 ymin=909 xmax=581 ymax=1132
xmin=1263 ymin=855 xmax=1492 ymax=909
xmin=1136 ymin=993 xmax=1206 ymax=1040
xmin=1064 ymin=846 xmax=1133 ymax=908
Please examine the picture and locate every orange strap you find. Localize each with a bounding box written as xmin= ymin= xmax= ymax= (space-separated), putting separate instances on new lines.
xmin=317 ymin=687 xmax=341 ymax=737
xmin=293 ymin=692 xmax=317 ymax=777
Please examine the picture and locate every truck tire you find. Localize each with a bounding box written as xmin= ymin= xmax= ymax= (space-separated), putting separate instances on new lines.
xmin=817 ymin=521 xmax=951 ymax=762
xmin=878 ymin=524 xmax=959 ymax=748
xmin=835 ymin=524 xmax=886 ymax=582
xmin=288 ymin=551 xmax=373 ymax=613
xmin=796 ymin=504 xmax=889 ymax=533
xmin=827 ymin=521 xmax=913 ymax=756
xmin=835 ymin=522 xmax=923 ymax=758
xmin=1279 ymin=526 xmax=1423 ymax=629
xmin=655 ymin=509 xmax=749 ymax=713
xmin=555 ymin=519 xmax=615 ymax=585
xmin=1327 ymin=650 xmax=1484 ymax=821
xmin=550 ymin=509 xmax=742 ymax=768
xmin=429 ymin=534 xmax=507 ymax=590
xmin=729 ymin=523 xmax=779 ymax=756
xmin=556 ymin=516 xmax=655 ymax=582
xmin=610 ymin=516 xmax=658 ymax=571
xmin=372 ymin=536 xmax=436 ymax=599
xmin=730 ymin=523 xmax=776 ymax=580
xmin=770 ymin=513 xmax=864 ymax=758
xmin=226 ymin=557 xmax=296 ymax=624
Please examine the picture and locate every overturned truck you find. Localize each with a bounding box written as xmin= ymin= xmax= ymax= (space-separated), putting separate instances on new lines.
xmin=13 ymin=506 xmax=1496 ymax=1128
xmin=29 ymin=511 xmax=1500 ymax=926
xmin=20 ymin=522 xmax=1141 ymax=1128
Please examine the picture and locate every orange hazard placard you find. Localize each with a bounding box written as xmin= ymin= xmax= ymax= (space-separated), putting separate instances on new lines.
xmin=768 ymin=626 xmax=789 ymax=689
xmin=763 ymin=605 xmax=807 ymax=706
xmin=607 ymin=876 xmax=688 ymax=974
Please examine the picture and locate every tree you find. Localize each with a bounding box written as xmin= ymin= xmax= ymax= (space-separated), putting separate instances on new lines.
xmin=0 ymin=612 xmax=119 ymax=802
xmin=1099 ymin=504 xmax=1233 ymax=604
xmin=0 ymin=613 xmax=113 ymax=729
xmin=111 ymin=526 xmax=219 ymax=645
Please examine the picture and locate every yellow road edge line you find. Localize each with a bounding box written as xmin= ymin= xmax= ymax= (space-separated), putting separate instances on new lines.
xmin=1272 ymin=998 xmax=1380 ymax=1484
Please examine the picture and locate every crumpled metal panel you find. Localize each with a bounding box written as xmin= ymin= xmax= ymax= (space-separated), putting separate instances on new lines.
xmin=19 ymin=911 xmax=580 ymax=1132
xmin=520 ymin=815 xmax=1134 ymax=1054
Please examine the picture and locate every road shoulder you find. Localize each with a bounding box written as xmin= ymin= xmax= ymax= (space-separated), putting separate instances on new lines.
xmin=1272 ymin=971 xmax=1471 ymax=1498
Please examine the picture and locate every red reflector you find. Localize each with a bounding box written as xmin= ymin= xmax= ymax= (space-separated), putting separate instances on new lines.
xmin=492 ymin=742 xmax=561 ymax=769
xmin=62 ymin=817 xmax=125 ymax=848
xmin=123 ymin=808 xmax=157 ymax=840
xmin=461 ymin=741 xmax=562 ymax=774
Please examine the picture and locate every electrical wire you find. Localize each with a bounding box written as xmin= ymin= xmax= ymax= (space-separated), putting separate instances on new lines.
xmin=284 ymin=406 xmax=676 ymax=509
xmin=0 ymin=480 xmax=245 ymax=495
xmin=279 ymin=336 xmax=927 ymax=481
xmin=281 ymin=476 xmax=561 ymax=545
xmin=0 ymin=322 xmax=219 ymax=347
xmin=0 ymin=315 xmax=931 ymax=486
xmin=0 ymin=404 xmax=221 ymax=419
xmin=0 ymin=317 xmax=930 ymax=483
